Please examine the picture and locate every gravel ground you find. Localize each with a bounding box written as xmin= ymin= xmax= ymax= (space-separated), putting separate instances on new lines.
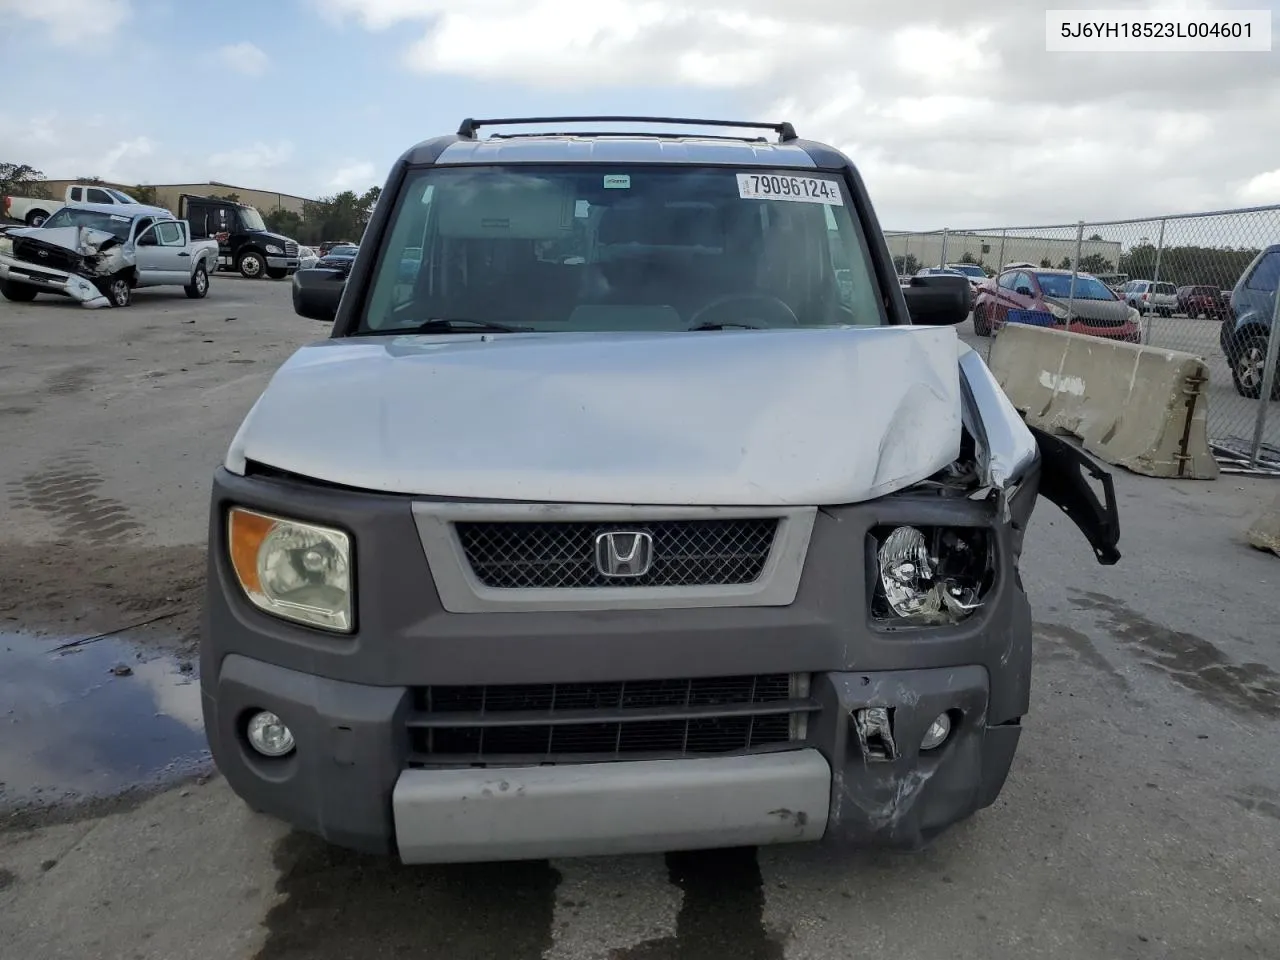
xmin=0 ymin=277 xmax=1277 ymax=960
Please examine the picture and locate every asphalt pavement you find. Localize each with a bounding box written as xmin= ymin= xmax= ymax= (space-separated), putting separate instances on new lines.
xmin=1 ymin=276 xmax=1277 ymax=960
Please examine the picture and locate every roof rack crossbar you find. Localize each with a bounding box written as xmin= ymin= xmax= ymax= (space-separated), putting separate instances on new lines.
xmin=457 ymin=115 xmax=798 ymax=142
xmin=484 ymin=131 xmax=770 ymax=143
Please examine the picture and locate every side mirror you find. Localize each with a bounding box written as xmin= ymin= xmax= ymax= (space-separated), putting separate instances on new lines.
xmin=137 ymin=232 xmax=158 ymax=246
xmin=291 ymin=267 xmax=346 ymax=322
xmin=902 ymin=273 xmax=970 ymax=326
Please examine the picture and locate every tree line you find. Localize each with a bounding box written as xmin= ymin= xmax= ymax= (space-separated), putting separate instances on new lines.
xmin=2 ymin=160 xmax=379 ymax=246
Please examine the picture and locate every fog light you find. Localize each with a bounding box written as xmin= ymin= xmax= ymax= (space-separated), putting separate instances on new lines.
xmin=920 ymin=713 xmax=952 ymax=751
xmin=246 ymin=710 xmax=295 ymax=757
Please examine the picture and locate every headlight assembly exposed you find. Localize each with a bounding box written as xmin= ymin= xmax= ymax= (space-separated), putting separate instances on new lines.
xmin=228 ymin=507 xmax=353 ymax=631
xmin=873 ymin=525 xmax=994 ymax=624
xmin=0 ymin=236 xmax=13 ymax=257
xmin=1045 ymin=301 xmax=1070 ymax=321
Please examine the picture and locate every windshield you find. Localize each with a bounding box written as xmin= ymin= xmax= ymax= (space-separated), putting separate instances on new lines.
xmin=328 ymin=245 xmax=359 ymax=257
xmin=106 ymin=188 xmax=137 ymax=204
xmin=358 ymin=165 xmax=885 ymax=334
xmin=948 ymin=264 xmax=986 ymax=278
xmin=40 ymin=207 xmax=135 ymax=240
xmin=238 ymin=206 xmax=267 ymax=232
xmin=1035 ymin=273 xmax=1116 ymax=300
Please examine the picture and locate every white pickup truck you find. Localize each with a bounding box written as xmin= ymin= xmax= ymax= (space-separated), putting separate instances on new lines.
xmin=2 ymin=183 xmax=141 ymax=227
xmin=0 ymin=202 xmax=220 ymax=307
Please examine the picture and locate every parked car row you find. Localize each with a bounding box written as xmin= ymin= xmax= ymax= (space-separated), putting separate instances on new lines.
xmin=970 ymin=248 xmax=1280 ymax=400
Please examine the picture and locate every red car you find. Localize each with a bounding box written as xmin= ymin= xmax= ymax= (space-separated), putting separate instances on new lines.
xmin=972 ymin=268 xmax=1141 ymax=342
xmin=1176 ymin=285 xmax=1229 ymax=320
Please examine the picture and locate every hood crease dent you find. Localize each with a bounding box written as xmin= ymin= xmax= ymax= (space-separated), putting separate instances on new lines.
xmin=227 ymin=327 xmax=965 ymax=506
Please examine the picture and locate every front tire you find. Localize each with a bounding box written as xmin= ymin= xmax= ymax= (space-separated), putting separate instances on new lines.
xmin=972 ymin=303 xmax=992 ymax=337
xmin=1230 ymin=333 xmax=1279 ymax=400
xmin=0 ymin=279 xmax=39 ymax=302
xmin=238 ymin=251 xmax=266 ymax=279
xmin=266 ymin=266 xmax=288 ymax=280
xmin=185 ymin=264 xmax=209 ymax=299
xmin=100 ymin=273 xmax=132 ymax=308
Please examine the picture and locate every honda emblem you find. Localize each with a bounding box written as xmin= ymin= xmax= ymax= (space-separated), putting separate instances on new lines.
xmin=594 ymin=530 xmax=654 ymax=578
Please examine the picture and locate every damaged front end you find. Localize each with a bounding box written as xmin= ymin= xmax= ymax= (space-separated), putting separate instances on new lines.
xmin=816 ymin=342 xmax=1121 ymax=849
xmin=1 ymin=226 xmax=131 ymax=308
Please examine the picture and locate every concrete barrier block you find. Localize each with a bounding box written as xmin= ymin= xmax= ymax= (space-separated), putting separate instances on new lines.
xmin=1246 ymin=494 xmax=1280 ymax=557
xmin=988 ymin=324 xmax=1219 ymax=480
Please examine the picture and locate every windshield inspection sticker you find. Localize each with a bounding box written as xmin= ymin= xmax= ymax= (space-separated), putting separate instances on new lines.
xmin=603 ymin=175 xmax=631 ymax=189
xmin=736 ymin=173 xmax=843 ymax=205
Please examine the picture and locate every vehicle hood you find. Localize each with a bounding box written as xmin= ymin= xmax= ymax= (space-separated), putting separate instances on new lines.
xmin=248 ymin=231 xmax=294 ymax=246
xmin=227 ymin=326 xmax=966 ymax=506
xmin=1043 ymin=295 xmax=1132 ymax=324
xmin=9 ymin=225 xmax=120 ymax=255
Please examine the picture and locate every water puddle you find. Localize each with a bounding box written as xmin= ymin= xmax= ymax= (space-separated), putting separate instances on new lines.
xmin=0 ymin=631 xmax=211 ymax=811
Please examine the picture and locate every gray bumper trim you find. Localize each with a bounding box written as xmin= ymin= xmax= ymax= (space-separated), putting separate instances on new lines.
xmin=266 ymin=256 xmax=300 ymax=269
xmin=392 ymin=750 xmax=830 ymax=863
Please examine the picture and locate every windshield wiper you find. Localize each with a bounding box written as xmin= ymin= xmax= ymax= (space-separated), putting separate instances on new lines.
xmin=688 ymin=322 xmax=762 ymax=331
xmin=357 ymin=318 xmax=535 ymax=336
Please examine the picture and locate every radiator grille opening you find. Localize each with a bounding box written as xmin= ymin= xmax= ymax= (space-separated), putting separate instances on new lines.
xmin=406 ymin=673 xmax=813 ymax=765
xmin=455 ymin=518 xmax=779 ymax=589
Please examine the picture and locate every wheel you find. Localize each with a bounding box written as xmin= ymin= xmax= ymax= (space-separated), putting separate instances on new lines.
xmin=24 ymin=209 xmax=49 ymax=227
xmin=185 ymin=264 xmax=209 ymax=299
xmin=1229 ymin=333 xmax=1280 ymax=400
xmin=0 ymin=279 xmax=38 ymax=302
xmin=237 ymin=251 xmax=266 ymax=279
xmin=1160 ymin=307 xmax=1171 ymax=318
xmin=972 ymin=303 xmax=991 ymax=337
xmin=265 ymin=267 xmax=288 ymax=280
xmin=99 ymin=273 xmax=132 ymax=308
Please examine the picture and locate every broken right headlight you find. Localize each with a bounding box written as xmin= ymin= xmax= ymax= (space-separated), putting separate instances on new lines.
xmin=871 ymin=525 xmax=995 ymax=625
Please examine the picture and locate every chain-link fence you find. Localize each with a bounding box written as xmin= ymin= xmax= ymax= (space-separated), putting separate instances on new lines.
xmin=886 ymin=205 xmax=1280 ymax=474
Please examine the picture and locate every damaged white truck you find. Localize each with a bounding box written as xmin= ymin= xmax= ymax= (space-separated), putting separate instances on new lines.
xmin=201 ymin=116 xmax=1122 ymax=864
xmin=0 ymin=202 xmax=219 ymax=307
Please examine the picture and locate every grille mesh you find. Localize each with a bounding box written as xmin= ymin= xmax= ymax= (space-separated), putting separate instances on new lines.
xmin=408 ymin=674 xmax=806 ymax=762
xmin=13 ymin=238 xmax=81 ymax=273
xmin=284 ymin=241 xmax=299 ymax=257
xmin=456 ymin=518 xmax=778 ymax=589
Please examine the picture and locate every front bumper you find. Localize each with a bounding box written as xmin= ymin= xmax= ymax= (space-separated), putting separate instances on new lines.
xmin=204 ymin=654 xmax=1019 ymax=862
xmin=202 ymin=466 xmax=1036 ymax=862
xmin=266 ymin=255 xmax=300 ymax=272
xmin=0 ymin=256 xmax=109 ymax=307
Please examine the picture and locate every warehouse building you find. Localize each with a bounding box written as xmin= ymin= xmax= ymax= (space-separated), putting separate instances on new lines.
xmin=883 ymin=230 xmax=1124 ymax=275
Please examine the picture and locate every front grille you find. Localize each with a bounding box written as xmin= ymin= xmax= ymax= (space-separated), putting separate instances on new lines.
xmin=456 ymin=518 xmax=778 ymax=589
xmin=13 ymin=238 xmax=81 ymax=273
xmin=284 ymin=241 xmax=298 ymax=257
xmin=406 ymin=673 xmax=813 ymax=764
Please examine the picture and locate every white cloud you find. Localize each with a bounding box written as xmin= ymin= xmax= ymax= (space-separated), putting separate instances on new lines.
xmin=217 ymin=41 xmax=270 ymax=76
xmin=0 ymin=0 xmax=130 ymax=44
xmin=1238 ymin=170 xmax=1280 ymax=206
xmin=208 ymin=141 xmax=295 ymax=175
xmin=315 ymin=0 xmax=1280 ymax=228
xmin=327 ymin=162 xmax=378 ymax=191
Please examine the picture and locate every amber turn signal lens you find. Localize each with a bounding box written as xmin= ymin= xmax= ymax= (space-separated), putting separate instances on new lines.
xmin=229 ymin=507 xmax=278 ymax=598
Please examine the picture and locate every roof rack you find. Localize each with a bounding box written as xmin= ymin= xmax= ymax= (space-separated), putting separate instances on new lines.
xmin=456 ymin=115 xmax=798 ymax=143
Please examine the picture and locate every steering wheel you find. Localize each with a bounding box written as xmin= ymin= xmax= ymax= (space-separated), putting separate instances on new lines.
xmin=686 ymin=293 xmax=800 ymax=330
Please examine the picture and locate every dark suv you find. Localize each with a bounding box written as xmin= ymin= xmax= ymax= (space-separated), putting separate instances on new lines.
xmin=1221 ymin=244 xmax=1280 ymax=399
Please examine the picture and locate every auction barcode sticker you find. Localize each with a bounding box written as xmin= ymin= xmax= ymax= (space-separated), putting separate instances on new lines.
xmin=737 ymin=173 xmax=843 ymax=205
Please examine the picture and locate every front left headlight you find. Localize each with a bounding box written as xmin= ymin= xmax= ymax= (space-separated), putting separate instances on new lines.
xmin=1127 ymin=306 xmax=1141 ymax=324
xmin=265 ymin=244 xmax=283 ymax=255
xmin=228 ymin=507 xmax=353 ymax=631
xmin=1045 ymin=301 xmax=1070 ymax=321
xmin=0 ymin=236 xmax=12 ymax=256
xmin=872 ymin=525 xmax=995 ymax=625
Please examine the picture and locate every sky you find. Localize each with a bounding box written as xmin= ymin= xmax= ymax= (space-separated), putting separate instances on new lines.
xmin=1 ymin=0 xmax=1278 ymax=231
